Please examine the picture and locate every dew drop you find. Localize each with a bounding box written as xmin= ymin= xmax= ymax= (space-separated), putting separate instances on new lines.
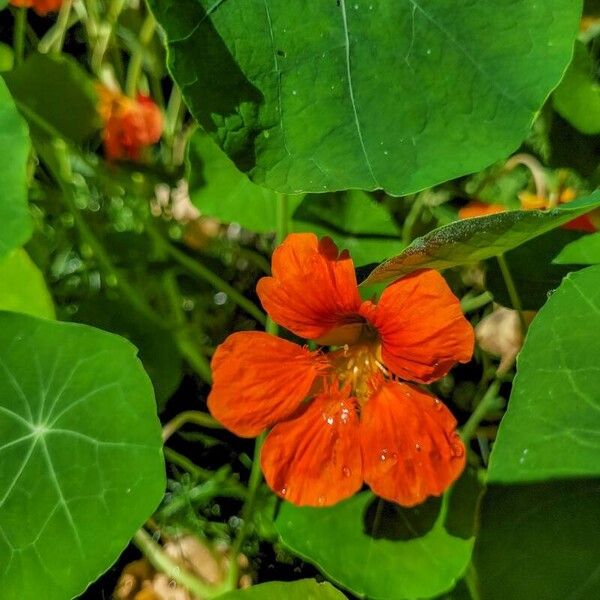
xmin=326 ymin=416 xmax=335 ymax=425
xmin=380 ymin=449 xmax=388 ymax=462
xmin=292 ymin=90 xmax=297 ymax=95
xmin=433 ymin=398 xmax=443 ymax=411
xmin=342 ymin=466 xmax=352 ymax=478
xmin=280 ymin=486 xmax=287 ymax=496
xmin=415 ymin=442 xmax=422 ymax=452
xmin=317 ymin=495 xmax=325 ymax=505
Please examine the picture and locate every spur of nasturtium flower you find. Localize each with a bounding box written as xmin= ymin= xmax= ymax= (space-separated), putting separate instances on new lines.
xmin=208 ymin=234 xmax=474 ymax=508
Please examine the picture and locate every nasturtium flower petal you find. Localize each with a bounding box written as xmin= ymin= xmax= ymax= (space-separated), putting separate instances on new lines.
xmin=207 ymin=331 xmax=324 ymax=438
xmin=360 ymin=382 xmax=465 ymax=507
xmin=360 ymin=269 xmax=474 ymax=383
xmin=261 ymin=388 xmax=362 ymax=507
xmin=9 ymin=0 xmax=63 ymax=15
xmin=257 ymin=233 xmax=362 ymax=341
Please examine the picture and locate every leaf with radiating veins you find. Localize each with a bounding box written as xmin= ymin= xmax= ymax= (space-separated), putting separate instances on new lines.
xmin=0 ymin=312 xmax=165 ymax=599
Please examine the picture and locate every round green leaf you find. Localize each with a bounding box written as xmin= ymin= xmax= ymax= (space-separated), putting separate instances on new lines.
xmin=0 ymin=312 xmax=165 ymax=599
xmin=473 ymin=480 xmax=600 ymax=600
xmin=488 ymin=265 xmax=600 ymax=482
xmin=276 ymin=492 xmax=473 ymax=600
xmin=149 ymin=0 xmax=580 ymax=195
xmin=0 ymin=78 xmax=31 ymax=260
xmin=363 ymin=193 xmax=600 ymax=285
xmin=219 ymin=579 xmax=347 ymax=600
xmin=0 ymin=249 xmax=54 ymax=319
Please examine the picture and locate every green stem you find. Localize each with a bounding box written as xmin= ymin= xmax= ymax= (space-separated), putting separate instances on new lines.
xmin=464 ymin=562 xmax=481 ymax=600
xmin=146 ymin=222 xmax=266 ymax=326
xmin=125 ymin=12 xmax=156 ymax=97
xmin=401 ymin=194 xmax=423 ymax=245
xmin=164 ymin=447 xmax=213 ymax=481
xmin=163 ymin=271 xmax=213 ymax=383
xmin=460 ymin=379 xmax=502 ymax=442
xmin=162 ymin=410 xmax=222 ymax=442
xmin=460 ymin=291 xmax=493 ymax=313
xmin=13 ymin=8 xmax=26 ymax=66
xmin=50 ymin=0 xmax=73 ymax=54
xmin=38 ymin=9 xmax=80 ymax=54
xmin=226 ymin=431 xmax=265 ymax=590
xmin=496 ymin=254 xmax=528 ymax=334
xmin=133 ymin=529 xmax=219 ymax=599
xmin=91 ymin=0 xmax=126 ymax=73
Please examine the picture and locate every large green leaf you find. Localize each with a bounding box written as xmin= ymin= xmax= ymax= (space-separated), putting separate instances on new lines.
xmin=0 ymin=249 xmax=54 ymax=319
xmin=553 ymin=41 xmax=600 ymax=134
xmin=553 ymin=231 xmax=600 ymax=264
xmin=362 ymin=193 xmax=600 ymax=285
xmin=0 ymin=312 xmax=165 ymax=599
xmin=488 ymin=265 xmax=600 ymax=482
xmin=4 ymin=52 xmax=101 ymax=144
xmin=473 ymin=480 xmax=600 ymax=600
xmin=0 ymin=78 xmax=31 ymax=260
xmin=276 ymin=491 xmax=473 ymax=599
xmin=149 ymin=0 xmax=580 ymax=195
xmin=219 ymin=579 xmax=347 ymax=600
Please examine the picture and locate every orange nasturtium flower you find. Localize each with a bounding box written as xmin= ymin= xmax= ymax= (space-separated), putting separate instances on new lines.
xmin=457 ymin=201 xmax=504 ymax=220
xmin=208 ymin=233 xmax=474 ymax=508
xmin=97 ymin=85 xmax=163 ymax=162
xmin=9 ymin=0 xmax=62 ymax=15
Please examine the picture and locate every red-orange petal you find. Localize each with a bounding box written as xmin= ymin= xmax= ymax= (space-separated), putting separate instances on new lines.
xmin=360 ymin=269 xmax=474 ymax=383
xmin=360 ymin=381 xmax=465 ymax=507
xmin=261 ymin=387 xmax=363 ymax=506
xmin=207 ymin=331 xmax=324 ymax=438
xmin=257 ymin=233 xmax=362 ymax=340
xmin=458 ymin=201 xmax=505 ymax=219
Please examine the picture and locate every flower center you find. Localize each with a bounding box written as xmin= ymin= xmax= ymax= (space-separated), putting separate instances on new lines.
xmin=330 ymin=341 xmax=385 ymax=404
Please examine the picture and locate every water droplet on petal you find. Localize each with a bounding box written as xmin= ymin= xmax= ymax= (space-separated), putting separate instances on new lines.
xmin=451 ymin=433 xmax=465 ymax=458
xmin=326 ymin=416 xmax=335 ymax=425
xmin=415 ymin=442 xmax=422 ymax=452
xmin=317 ymin=495 xmax=325 ymax=505
xmin=280 ymin=486 xmax=287 ymax=496
xmin=342 ymin=466 xmax=351 ymax=478
xmin=433 ymin=398 xmax=443 ymax=411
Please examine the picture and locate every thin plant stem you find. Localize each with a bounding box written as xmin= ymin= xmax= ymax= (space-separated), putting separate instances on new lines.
xmin=164 ymin=447 xmax=213 ymax=481
xmin=50 ymin=0 xmax=73 ymax=54
xmin=133 ymin=529 xmax=220 ymax=599
xmin=38 ymin=9 xmax=80 ymax=54
xmin=146 ymin=222 xmax=267 ymax=326
xmin=496 ymin=254 xmax=528 ymax=334
xmin=163 ymin=271 xmax=213 ymax=383
xmin=125 ymin=12 xmax=156 ymax=97
xmin=91 ymin=0 xmax=126 ymax=73
xmin=13 ymin=8 xmax=26 ymax=66
xmin=464 ymin=562 xmax=481 ymax=600
xmin=460 ymin=291 xmax=493 ymax=313
xmin=460 ymin=379 xmax=502 ymax=442
xmin=226 ymin=431 xmax=266 ymax=589
xmin=162 ymin=410 xmax=222 ymax=443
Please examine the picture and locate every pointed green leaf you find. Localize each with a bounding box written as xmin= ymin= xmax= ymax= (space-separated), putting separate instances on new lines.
xmin=149 ymin=0 xmax=580 ymax=194
xmin=362 ymin=193 xmax=600 ymax=285
xmin=0 ymin=313 xmax=165 ymax=599
xmin=0 ymin=78 xmax=31 ymax=260
xmin=276 ymin=492 xmax=473 ymax=600
xmin=0 ymin=249 xmax=54 ymax=319
xmin=553 ymin=231 xmax=600 ymax=265
xmin=488 ymin=265 xmax=600 ymax=482
xmin=219 ymin=579 xmax=347 ymax=600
